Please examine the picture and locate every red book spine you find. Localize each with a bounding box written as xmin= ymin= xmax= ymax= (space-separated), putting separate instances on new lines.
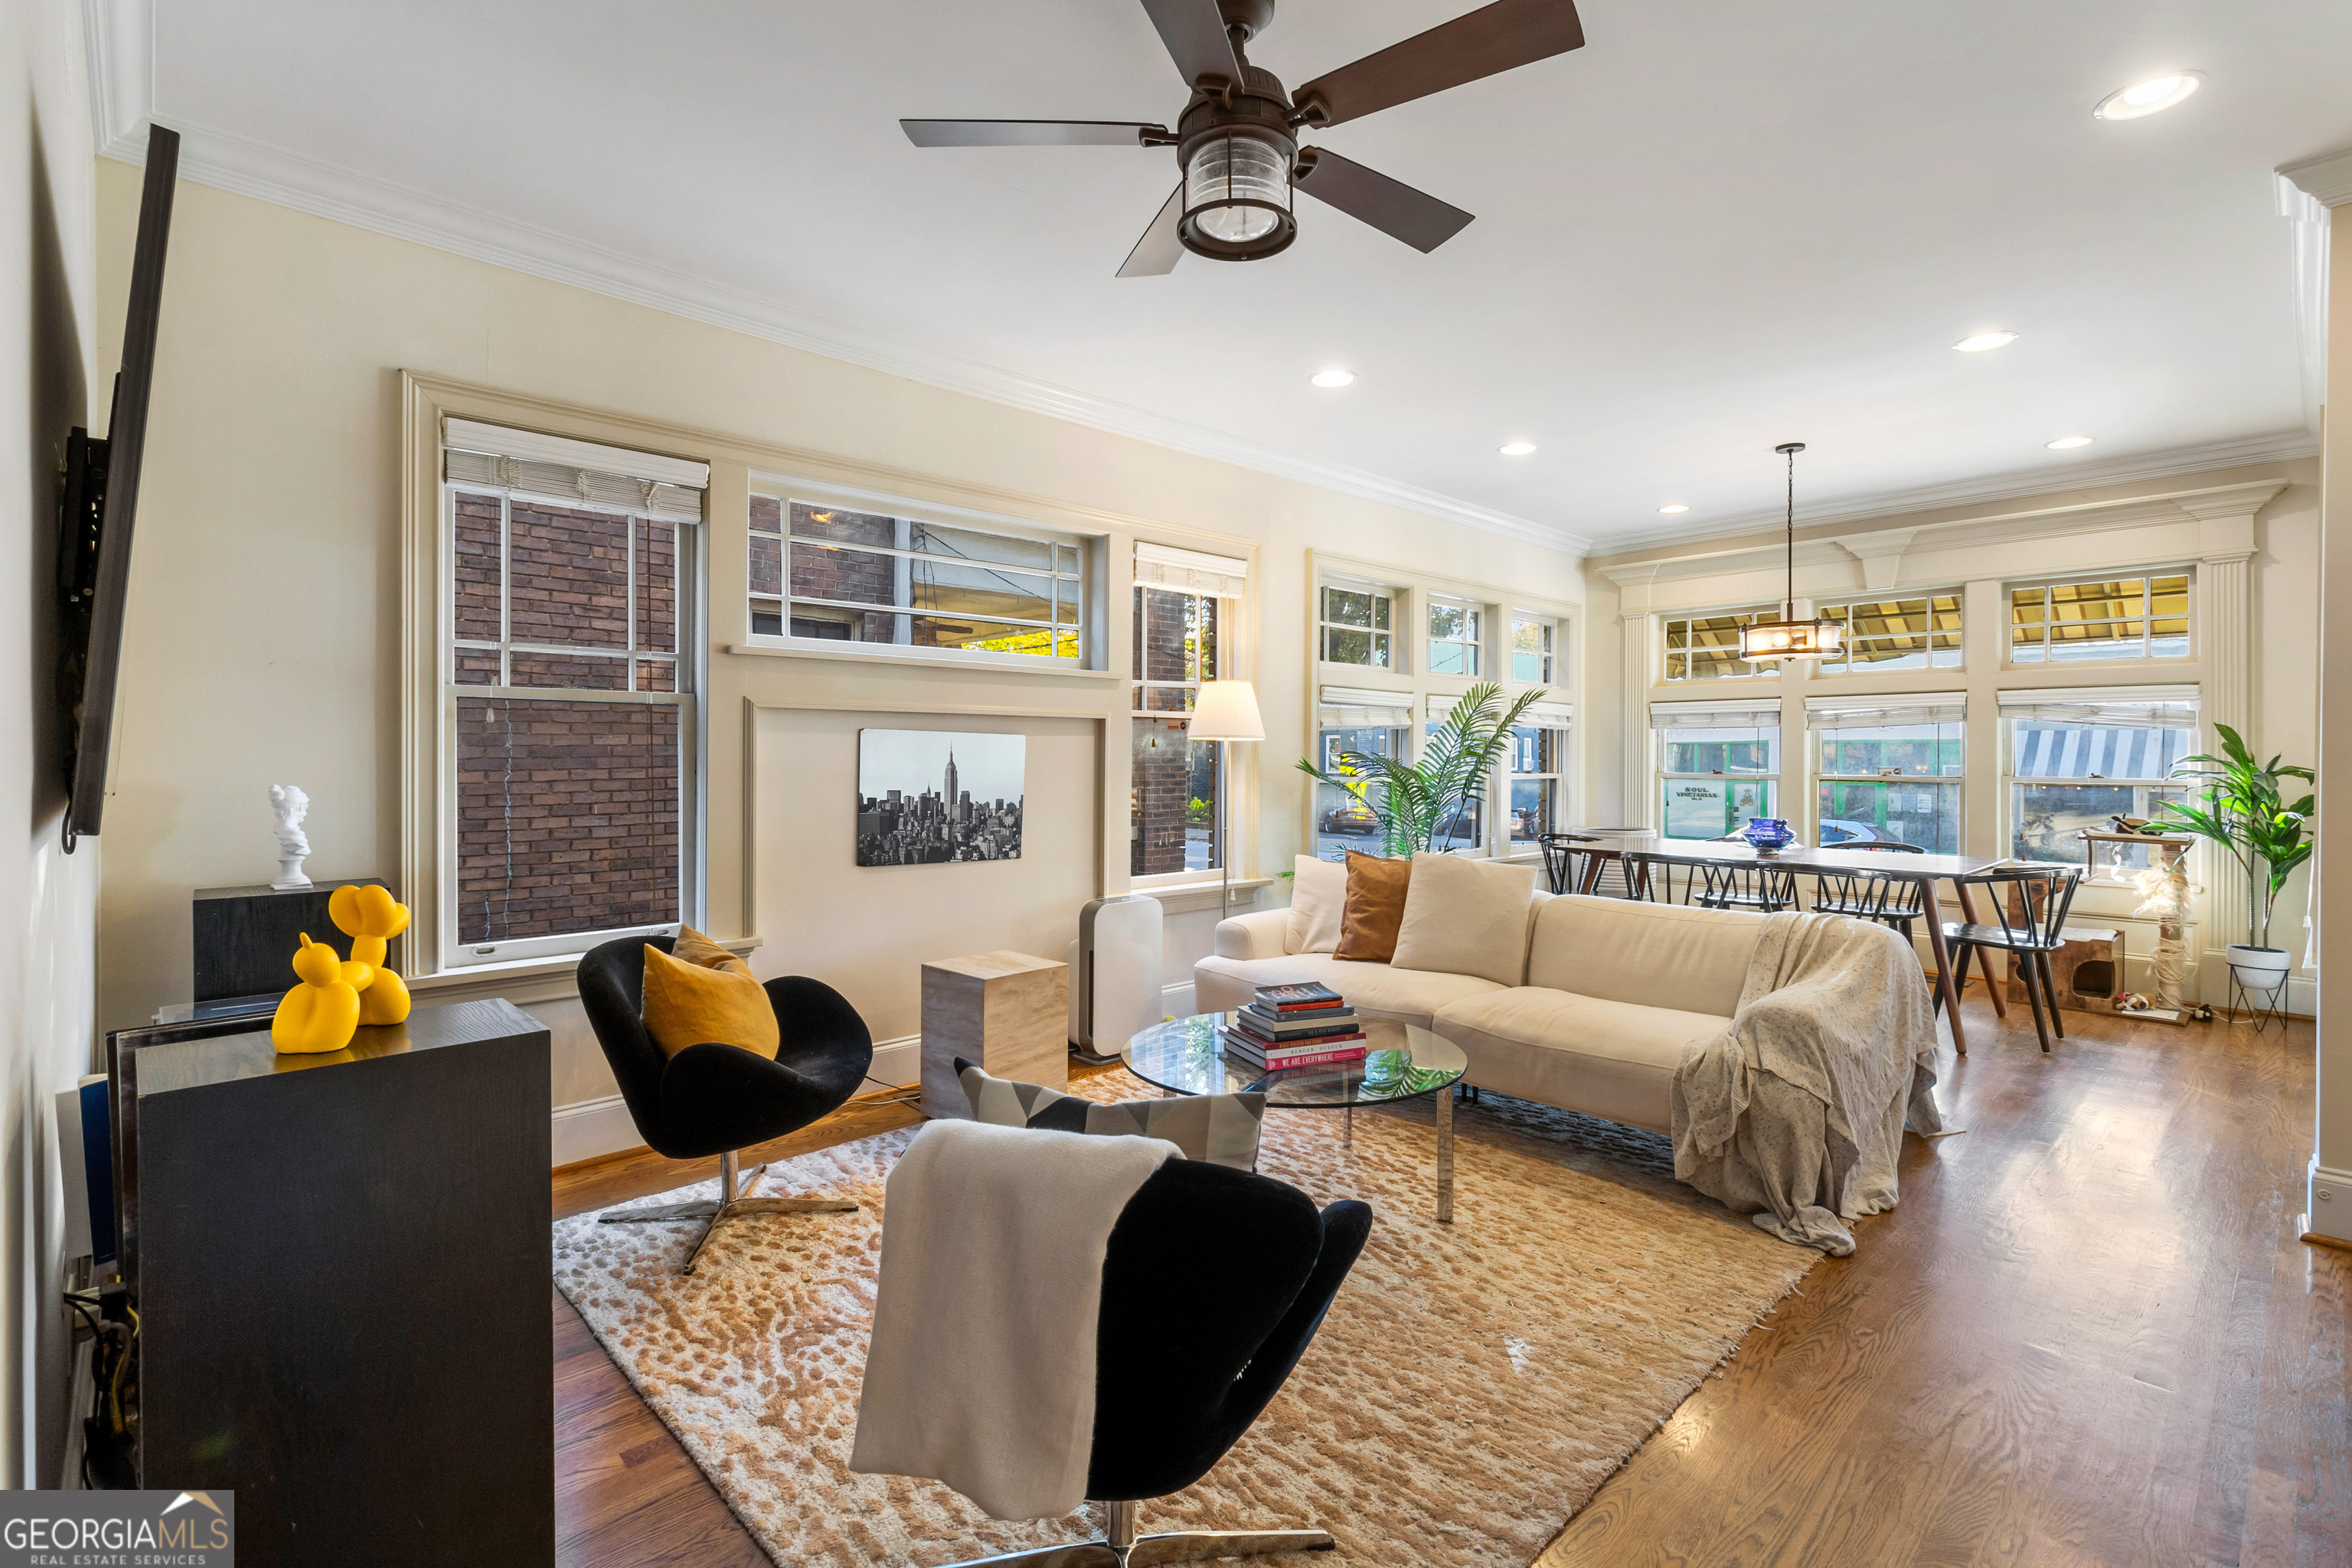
xmin=1259 ymin=1044 xmax=1368 ymax=1067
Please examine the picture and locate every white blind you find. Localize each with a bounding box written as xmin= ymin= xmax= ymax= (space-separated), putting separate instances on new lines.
xmin=1805 ymin=693 xmax=1966 ymax=730
xmin=1135 ymin=541 xmax=1248 ymax=596
xmin=1318 ymin=684 xmax=1412 ymax=727
xmin=1997 ymin=684 xmax=2198 ymax=728
xmin=443 ymin=417 xmax=707 ymax=522
xmin=1521 ymin=701 xmax=1574 ymax=726
xmin=1651 ymin=697 xmax=1783 ymax=731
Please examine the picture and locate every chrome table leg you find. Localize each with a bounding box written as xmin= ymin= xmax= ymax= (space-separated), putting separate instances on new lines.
xmin=1436 ymin=1080 xmax=1455 ymax=1224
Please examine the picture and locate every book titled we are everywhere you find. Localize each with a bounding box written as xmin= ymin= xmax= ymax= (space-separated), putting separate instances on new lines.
xmin=1223 ymin=982 xmax=1367 ymax=1069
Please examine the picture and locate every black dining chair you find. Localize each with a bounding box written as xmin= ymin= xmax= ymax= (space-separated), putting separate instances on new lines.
xmin=1622 ymin=851 xmax=1678 ymax=903
xmin=1692 ymin=861 xmax=1802 ymax=913
xmin=1809 ymin=865 xmax=1932 ymax=939
xmin=1536 ymin=831 xmax=1606 ymax=895
xmin=1936 ymin=867 xmax=2085 ymax=1053
xmin=935 ymin=1159 xmax=1374 ymax=1567
xmin=577 ymin=935 xmax=872 ymax=1274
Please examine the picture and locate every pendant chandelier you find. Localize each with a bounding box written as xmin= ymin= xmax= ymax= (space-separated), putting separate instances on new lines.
xmin=1739 ymin=442 xmax=1844 ymax=662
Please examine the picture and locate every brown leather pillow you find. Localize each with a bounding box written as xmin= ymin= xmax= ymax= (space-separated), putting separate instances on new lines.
xmin=1334 ymin=851 xmax=1413 ymax=963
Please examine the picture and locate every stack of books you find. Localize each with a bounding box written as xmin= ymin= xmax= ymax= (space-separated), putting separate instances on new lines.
xmin=1223 ymin=982 xmax=1366 ymax=1070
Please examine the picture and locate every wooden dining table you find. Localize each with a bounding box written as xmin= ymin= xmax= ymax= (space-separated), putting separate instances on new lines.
xmin=1566 ymin=841 xmax=2013 ymax=1053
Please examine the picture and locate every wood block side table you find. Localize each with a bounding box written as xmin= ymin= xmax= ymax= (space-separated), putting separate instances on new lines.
xmin=921 ymin=950 xmax=1069 ymax=1119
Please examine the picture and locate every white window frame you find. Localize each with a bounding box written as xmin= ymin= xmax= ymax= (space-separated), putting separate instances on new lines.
xmin=1131 ymin=575 xmax=1237 ymax=885
xmin=436 ymin=436 xmax=706 ymax=972
xmin=1808 ymin=695 xmax=1967 ymax=854
xmin=746 ymin=479 xmax=1100 ymax=673
xmin=1317 ymin=577 xmax=1399 ymax=671
xmin=1653 ymin=697 xmax=1784 ymax=843
xmin=2006 ymin=570 xmax=2194 ymax=668
xmin=1426 ymin=596 xmax=1483 ymax=677
xmin=1507 ymin=701 xmax=1573 ymax=851
xmin=1813 ymin=591 xmax=1965 ymax=675
xmin=1999 ymin=685 xmax=2200 ymax=874
xmin=1309 ymin=688 xmax=1413 ymax=858
xmin=1661 ymin=605 xmax=1784 ymax=683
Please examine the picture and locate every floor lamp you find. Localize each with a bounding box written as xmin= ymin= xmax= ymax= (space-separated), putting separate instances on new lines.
xmin=1186 ymin=681 xmax=1263 ymax=922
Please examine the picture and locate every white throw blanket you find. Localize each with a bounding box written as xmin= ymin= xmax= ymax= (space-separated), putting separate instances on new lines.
xmin=849 ymin=1119 xmax=1179 ymax=1520
xmin=1672 ymin=912 xmax=1945 ymax=1256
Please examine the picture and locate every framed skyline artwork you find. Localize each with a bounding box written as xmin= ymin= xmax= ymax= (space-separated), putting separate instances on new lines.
xmin=855 ymin=729 xmax=1024 ymax=867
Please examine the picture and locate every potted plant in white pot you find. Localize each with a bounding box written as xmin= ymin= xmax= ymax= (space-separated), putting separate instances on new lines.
xmin=2156 ymin=724 xmax=2312 ymax=992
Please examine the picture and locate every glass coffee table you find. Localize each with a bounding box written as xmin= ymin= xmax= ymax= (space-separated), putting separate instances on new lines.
xmin=1121 ymin=1013 xmax=1470 ymax=1223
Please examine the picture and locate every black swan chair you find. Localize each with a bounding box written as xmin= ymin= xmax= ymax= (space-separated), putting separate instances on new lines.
xmin=577 ymin=934 xmax=873 ymax=1274
xmin=939 ymin=1158 xmax=1374 ymax=1567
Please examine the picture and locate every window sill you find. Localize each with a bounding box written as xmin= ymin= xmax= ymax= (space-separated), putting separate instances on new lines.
xmin=410 ymin=934 xmax=763 ymax=1008
xmin=1136 ymin=878 xmax=1273 ymax=915
xmin=727 ymin=641 xmax=1119 ymax=680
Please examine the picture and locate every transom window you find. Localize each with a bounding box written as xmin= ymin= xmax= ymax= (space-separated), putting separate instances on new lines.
xmin=1427 ymin=599 xmax=1482 ymax=675
xmin=1664 ymin=609 xmax=1782 ymax=681
xmin=1816 ymin=593 xmax=1963 ymax=673
xmin=1511 ymin=614 xmax=1556 ymax=682
xmin=1319 ymin=582 xmax=1393 ymax=668
xmin=750 ymin=494 xmax=1087 ymax=665
xmin=1811 ymin=699 xmax=1965 ymax=853
xmin=2001 ymin=688 xmax=2197 ymax=864
xmin=2010 ymin=573 xmax=2190 ymax=665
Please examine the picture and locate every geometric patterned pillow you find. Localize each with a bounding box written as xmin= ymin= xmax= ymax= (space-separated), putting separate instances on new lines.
xmin=953 ymin=1058 xmax=1266 ymax=1171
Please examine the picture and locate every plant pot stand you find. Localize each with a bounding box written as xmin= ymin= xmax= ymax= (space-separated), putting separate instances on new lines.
xmin=2226 ymin=969 xmax=2290 ymax=1034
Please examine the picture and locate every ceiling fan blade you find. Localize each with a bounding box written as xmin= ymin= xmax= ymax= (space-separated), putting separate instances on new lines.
xmin=1137 ymin=0 xmax=1244 ymax=90
xmin=1292 ymin=0 xmax=1586 ymax=128
xmin=1292 ymin=149 xmax=1474 ymax=253
xmin=902 ymin=119 xmax=1170 ymax=148
xmin=1117 ymin=183 xmax=1187 ymax=277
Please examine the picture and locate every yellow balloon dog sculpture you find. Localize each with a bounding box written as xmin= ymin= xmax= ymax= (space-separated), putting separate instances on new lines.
xmin=269 ymin=886 xmax=415 ymax=1054
xmin=330 ymin=883 xmax=413 ymax=1027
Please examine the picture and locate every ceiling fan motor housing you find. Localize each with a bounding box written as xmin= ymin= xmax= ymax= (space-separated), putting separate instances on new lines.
xmin=1174 ymin=66 xmax=1298 ymax=260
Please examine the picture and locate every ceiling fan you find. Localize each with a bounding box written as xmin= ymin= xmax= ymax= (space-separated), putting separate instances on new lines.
xmin=901 ymin=0 xmax=1586 ymax=274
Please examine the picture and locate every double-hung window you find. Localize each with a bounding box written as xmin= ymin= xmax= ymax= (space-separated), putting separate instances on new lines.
xmin=1132 ymin=544 xmax=1249 ymax=878
xmin=2001 ymin=686 xmax=2198 ymax=864
xmin=1664 ymin=609 xmax=1782 ymax=682
xmin=1654 ymin=697 xmax=1782 ymax=841
xmin=1815 ymin=593 xmax=1963 ymax=673
xmin=1427 ymin=598 xmax=1482 ymax=675
xmin=1318 ymin=580 xmax=1395 ymax=668
xmin=1508 ymin=701 xmax=1573 ymax=849
xmin=440 ymin=420 xmax=704 ymax=968
xmin=1809 ymin=696 xmax=1965 ymax=852
xmin=2009 ymin=573 xmax=2190 ymax=664
xmin=1313 ymin=686 xmax=1412 ymax=858
xmin=750 ymin=492 xmax=1090 ymax=667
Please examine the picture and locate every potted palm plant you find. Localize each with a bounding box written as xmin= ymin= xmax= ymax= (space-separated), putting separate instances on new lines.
xmin=1297 ymin=681 xmax=1548 ymax=856
xmin=2155 ymin=724 xmax=2313 ymax=990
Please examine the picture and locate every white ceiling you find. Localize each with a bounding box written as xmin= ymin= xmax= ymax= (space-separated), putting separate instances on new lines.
xmin=124 ymin=0 xmax=2352 ymax=551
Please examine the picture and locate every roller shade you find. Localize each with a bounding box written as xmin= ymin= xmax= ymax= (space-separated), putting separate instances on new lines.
xmin=1317 ymin=684 xmax=1411 ymax=727
xmin=1135 ymin=541 xmax=1248 ymax=596
xmin=1997 ymin=684 xmax=2198 ymax=727
xmin=1650 ymin=697 xmax=1783 ymax=731
xmin=1520 ymin=701 xmax=1574 ymax=727
xmin=1805 ymin=693 xmax=1966 ymax=730
xmin=443 ymin=417 xmax=707 ymax=522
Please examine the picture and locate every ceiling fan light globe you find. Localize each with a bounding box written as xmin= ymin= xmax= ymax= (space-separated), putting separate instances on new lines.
xmin=1180 ymin=132 xmax=1295 ymax=256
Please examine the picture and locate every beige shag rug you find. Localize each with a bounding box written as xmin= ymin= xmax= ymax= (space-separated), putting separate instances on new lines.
xmin=554 ymin=1079 xmax=1818 ymax=1567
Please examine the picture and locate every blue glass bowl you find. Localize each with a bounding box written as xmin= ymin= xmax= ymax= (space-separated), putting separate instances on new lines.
xmin=1740 ymin=818 xmax=1795 ymax=852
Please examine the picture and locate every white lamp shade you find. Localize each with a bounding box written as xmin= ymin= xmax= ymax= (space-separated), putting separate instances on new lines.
xmin=1186 ymin=680 xmax=1264 ymax=741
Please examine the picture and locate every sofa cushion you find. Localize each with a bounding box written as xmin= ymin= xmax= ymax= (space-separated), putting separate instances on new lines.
xmin=1433 ymin=987 xmax=1734 ymax=1135
xmin=1525 ymin=896 xmax=1766 ymax=1020
xmin=1334 ymin=851 xmax=1413 ymax=962
xmin=1193 ymin=952 xmax=1501 ymax=1029
xmin=1285 ymin=854 xmax=1348 ymax=955
xmin=955 ymin=1058 xmax=1265 ymax=1171
xmin=1390 ymin=852 xmax=1540 ymax=987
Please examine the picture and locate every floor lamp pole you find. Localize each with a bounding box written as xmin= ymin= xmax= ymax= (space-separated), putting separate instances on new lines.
xmin=1218 ymin=738 xmax=1232 ymax=923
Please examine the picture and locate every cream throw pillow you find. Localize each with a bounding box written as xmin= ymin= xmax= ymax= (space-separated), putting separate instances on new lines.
xmin=1285 ymin=855 xmax=1348 ymax=955
xmin=1390 ymin=851 xmax=1540 ymax=987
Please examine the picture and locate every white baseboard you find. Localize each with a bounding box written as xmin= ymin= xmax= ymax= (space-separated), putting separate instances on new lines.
xmin=2308 ymin=1163 xmax=2352 ymax=1244
xmin=867 ymin=1034 xmax=920 ymax=1090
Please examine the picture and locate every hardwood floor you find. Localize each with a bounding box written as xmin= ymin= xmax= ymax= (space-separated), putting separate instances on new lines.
xmin=553 ymin=1011 xmax=2348 ymax=1568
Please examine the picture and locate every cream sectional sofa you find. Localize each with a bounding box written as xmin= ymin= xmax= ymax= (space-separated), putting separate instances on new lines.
xmin=1194 ymin=888 xmax=1768 ymax=1136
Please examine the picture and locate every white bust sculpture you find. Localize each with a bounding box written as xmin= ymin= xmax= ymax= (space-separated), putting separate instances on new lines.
xmin=270 ymin=784 xmax=312 ymax=890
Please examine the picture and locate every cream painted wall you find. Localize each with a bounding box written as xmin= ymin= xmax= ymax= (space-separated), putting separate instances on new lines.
xmin=5 ymin=0 xmax=102 ymax=1486
xmin=93 ymin=166 xmax=1585 ymax=1136
xmin=1578 ymin=462 xmax=2321 ymax=1006
xmin=2315 ymin=198 xmax=2351 ymax=1230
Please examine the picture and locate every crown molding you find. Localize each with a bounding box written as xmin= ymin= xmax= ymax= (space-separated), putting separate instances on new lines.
xmin=1579 ymin=428 xmax=2318 ymax=556
xmin=2278 ymin=146 xmax=2352 ymax=209
xmin=80 ymin=6 xmax=1589 ymax=557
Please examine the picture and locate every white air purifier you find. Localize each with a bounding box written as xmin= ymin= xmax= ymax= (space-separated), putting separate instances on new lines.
xmin=1067 ymin=894 xmax=1164 ymax=1063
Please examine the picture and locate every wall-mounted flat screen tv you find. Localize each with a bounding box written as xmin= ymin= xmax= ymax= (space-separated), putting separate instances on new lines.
xmin=57 ymin=126 xmax=178 ymax=851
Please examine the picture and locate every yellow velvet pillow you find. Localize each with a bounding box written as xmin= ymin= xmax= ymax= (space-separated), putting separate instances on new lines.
xmin=671 ymin=924 xmax=752 ymax=976
xmin=642 ymin=942 xmax=779 ymax=1060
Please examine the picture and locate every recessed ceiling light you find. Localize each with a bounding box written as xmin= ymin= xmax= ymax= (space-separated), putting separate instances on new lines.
xmin=1953 ymin=331 xmax=2018 ymax=353
xmin=2047 ymin=435 xmax=2094 ymax=449
xmin=1499 ymin=441 xmax=1537 ymax=456
xmin=1658 ymin=503 xmax=1690 ymax=514
xmin=1310 ymin=368 xmax=1356 ymax=388
xmin=2094 ymin=73 xmax=2201 ymax=121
